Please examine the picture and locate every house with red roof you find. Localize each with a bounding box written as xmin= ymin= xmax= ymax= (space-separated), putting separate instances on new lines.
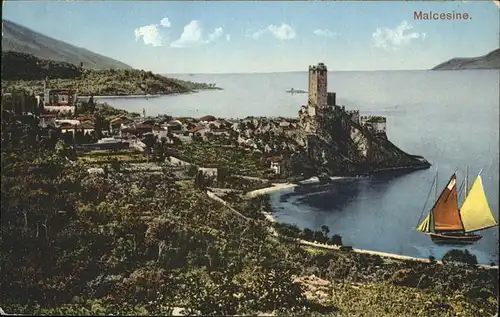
xmin=39 ymin=114 xmax=57 ymax=128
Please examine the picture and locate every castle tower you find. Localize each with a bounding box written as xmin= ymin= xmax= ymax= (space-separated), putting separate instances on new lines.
xmin=307 ymin=63 xmax=328 ymax=117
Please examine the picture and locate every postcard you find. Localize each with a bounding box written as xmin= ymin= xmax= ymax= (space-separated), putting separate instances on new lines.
xmin=1 ymin=1 xmax=499 ymax=316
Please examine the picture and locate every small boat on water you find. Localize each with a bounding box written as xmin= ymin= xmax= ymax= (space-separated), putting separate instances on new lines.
xmin=416 ymin=166 xmax=498 ymax=245
xmin=286 ymin=88 xmax=307 ymax=94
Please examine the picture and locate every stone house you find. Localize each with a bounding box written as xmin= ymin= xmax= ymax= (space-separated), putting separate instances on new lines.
xmin=166 ymin=120 xmax=183 ymax=135
xmin=231 ymin=123 xmax=241 ymax=132
xmin=188 ymin=125 xmax=203 ymax=136
xmin=59 ymin=122 xmax=78 ymax=134
xmin=267 ymin=156 xmax=283 ymax=175
xmin=195 ymin=166 xmax=218 ymax=188
xmin=135 ymin=124 xmax=153 ymax=135
xmin=199 ymin=115 xmax=216 ymax=123
xmin=110 ymin=117 xmax=134 ymax=133
xmin=39 ymin=114 xmax=57 ymax=128
xmin=264 ymin=144 xmax=272 ymax=153
xmin=43 ymin=89 xmax=76 ymax=107
xmin=80 ymin=122 xmax=95 ymax=135
xmin=176 ymin=117 xmax=197 ymax=124
xmin=211 ymin=128 xmax=230 ymax=136
xmin=360 ymin=116 xmax=387 ymax=135
xmin=279 ymin=121 xmax=291 ymax=129
xmin=153 ymin=126 xmax=169 ymax=141
xmin=43 ymin=89 xmax=77 ymax=114
xmin=121 ymin=127 xmax=138 ymax=137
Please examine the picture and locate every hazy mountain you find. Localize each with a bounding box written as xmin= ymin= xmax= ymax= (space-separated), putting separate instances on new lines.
xmin=2 ymin=19 xmax=132 ymax=70
xmin=432 ymin=48 xmax=500 ymax=70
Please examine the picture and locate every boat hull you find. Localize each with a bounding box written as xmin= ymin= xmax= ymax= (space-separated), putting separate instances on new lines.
xmin=428 ymin=233 xmax=482 ymax=245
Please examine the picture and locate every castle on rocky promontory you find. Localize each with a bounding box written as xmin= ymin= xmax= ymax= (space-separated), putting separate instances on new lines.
xmin=285 ymin=62 xmax=430 ymax=176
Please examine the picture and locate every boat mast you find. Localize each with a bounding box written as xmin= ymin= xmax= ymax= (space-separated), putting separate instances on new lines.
xmin=476 ymin=168 xmax=484 ymax=235
xmin=465 ymin=165 xmax=468 ymax=198
xmin=432 ymin=166 xmax=438 ymax=233
xmin=416 ymin=169 xmax=438 ymax=231
xmin=435 ymin=166 xmax=438 ymax=203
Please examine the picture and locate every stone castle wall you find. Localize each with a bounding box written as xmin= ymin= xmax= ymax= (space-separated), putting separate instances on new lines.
xmin=308 ymin=63 xmax=328 ymax=115
xmin=360 ymin=116 xmax=386 ymax=123
xmin=308 ymin=67 xmax=318 ymax=116
xmin=294 ymin=62 xmax=428 ymax=174
xmin=327 ymin=92 xmax=336 ymax=107
xmin=360 ymin=116 xmax=386 ymax=134
xmin=303 ymin=64 xmax=389 ymax=138
xmin=316 ymin=70 xmax=327 ymax=110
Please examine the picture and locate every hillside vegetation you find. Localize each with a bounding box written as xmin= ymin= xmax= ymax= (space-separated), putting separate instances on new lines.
xmin=1 ymin=51 xmax=221 ymax=96
xmin=1 ymin=51 xmax=82 ymax=80
xmin=2 ymin=19 xmax=132 ymax=70
xmin=0 ymin=116 xmax=498 ymax=316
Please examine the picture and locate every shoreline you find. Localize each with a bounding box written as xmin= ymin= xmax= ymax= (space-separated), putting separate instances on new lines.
xmin=247 ymin=176 xmax=498 ymax=268
xmin=77 ymin=90 xmax=218 ymax=100
xmin=79 ymin=94 xmax=163 ymax=99
xmin=246 ymin=182 xmax=299 ymax=198
xmin=264 ymin=209 xmax=498 ymax=269
xmin=246 ymin=175 xmax=354 ymax=198
xmin=300 ymin=239 xmax=498 ymax=270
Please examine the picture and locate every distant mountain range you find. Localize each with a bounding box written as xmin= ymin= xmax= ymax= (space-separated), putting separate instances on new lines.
xmin=432 ymin=48 xmax=500 ymax=70
xmin=2 ymin=19 xmax=132 ymax=70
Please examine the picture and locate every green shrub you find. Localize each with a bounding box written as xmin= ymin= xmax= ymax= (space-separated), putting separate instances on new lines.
xmin=442 ymin=249 xmax=478 ymax=265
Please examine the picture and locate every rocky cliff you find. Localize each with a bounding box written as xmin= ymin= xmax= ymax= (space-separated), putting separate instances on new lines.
xmin=288 ymin=107 xmax=429 ymax=177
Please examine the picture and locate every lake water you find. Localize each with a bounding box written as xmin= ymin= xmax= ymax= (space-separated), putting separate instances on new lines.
xmin=99 ymin=70 xmax=500 ymax=265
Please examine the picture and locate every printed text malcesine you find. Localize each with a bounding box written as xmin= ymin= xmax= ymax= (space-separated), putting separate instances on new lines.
xmin=414 ymin=11 xmax=471 ymax=21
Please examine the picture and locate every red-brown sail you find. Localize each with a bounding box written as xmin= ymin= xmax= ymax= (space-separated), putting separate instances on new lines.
xmin=431 ymin=173 xmax=464 ymax=232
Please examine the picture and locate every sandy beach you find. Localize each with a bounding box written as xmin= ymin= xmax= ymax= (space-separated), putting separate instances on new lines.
xmin=246 ymin=175 xmax=351 ymax=198
xmin=246 ymin=183 xmax=298 ymax=198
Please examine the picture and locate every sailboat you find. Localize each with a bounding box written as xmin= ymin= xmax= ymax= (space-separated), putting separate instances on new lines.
xmin=416 ymin=167 xmax=498 ymax=244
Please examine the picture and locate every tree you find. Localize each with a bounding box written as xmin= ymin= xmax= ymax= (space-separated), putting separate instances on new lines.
xmin=94 ymin=114 xmax=105 ymax=138
xmin=301 ymin=228 xmax=314 ymax=241
xmin=328 ymin=234 xmax=343 ymax=246
xmin=111 ymin=158 xmax=121 ymax=172
xmin=143 ymin=134 xmax=156 ymax=148
xmin=321 ymin=225 xmax=330 ymax=240
xmin=55 ymin=139 xmax=69 ymax=157
xmin=313 ymin=230 xmax=326 ymax=243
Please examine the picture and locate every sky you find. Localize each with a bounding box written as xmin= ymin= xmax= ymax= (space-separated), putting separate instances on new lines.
xmin=3 ymin=1 xmax=500 ymax=73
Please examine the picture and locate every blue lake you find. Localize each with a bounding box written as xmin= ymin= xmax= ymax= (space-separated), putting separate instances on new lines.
xmin=99 ymin=69 xmax=500 ymax=264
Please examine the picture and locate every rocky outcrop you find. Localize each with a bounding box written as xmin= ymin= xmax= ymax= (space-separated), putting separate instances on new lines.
xmin=291 ymin=106 xmax=430 ymax=176
xmin=227 ymin=107 xmax=429 ymax=178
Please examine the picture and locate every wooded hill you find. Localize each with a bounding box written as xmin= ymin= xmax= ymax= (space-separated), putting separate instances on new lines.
xmin=1 ymin=51 xmax=220 ymax=96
